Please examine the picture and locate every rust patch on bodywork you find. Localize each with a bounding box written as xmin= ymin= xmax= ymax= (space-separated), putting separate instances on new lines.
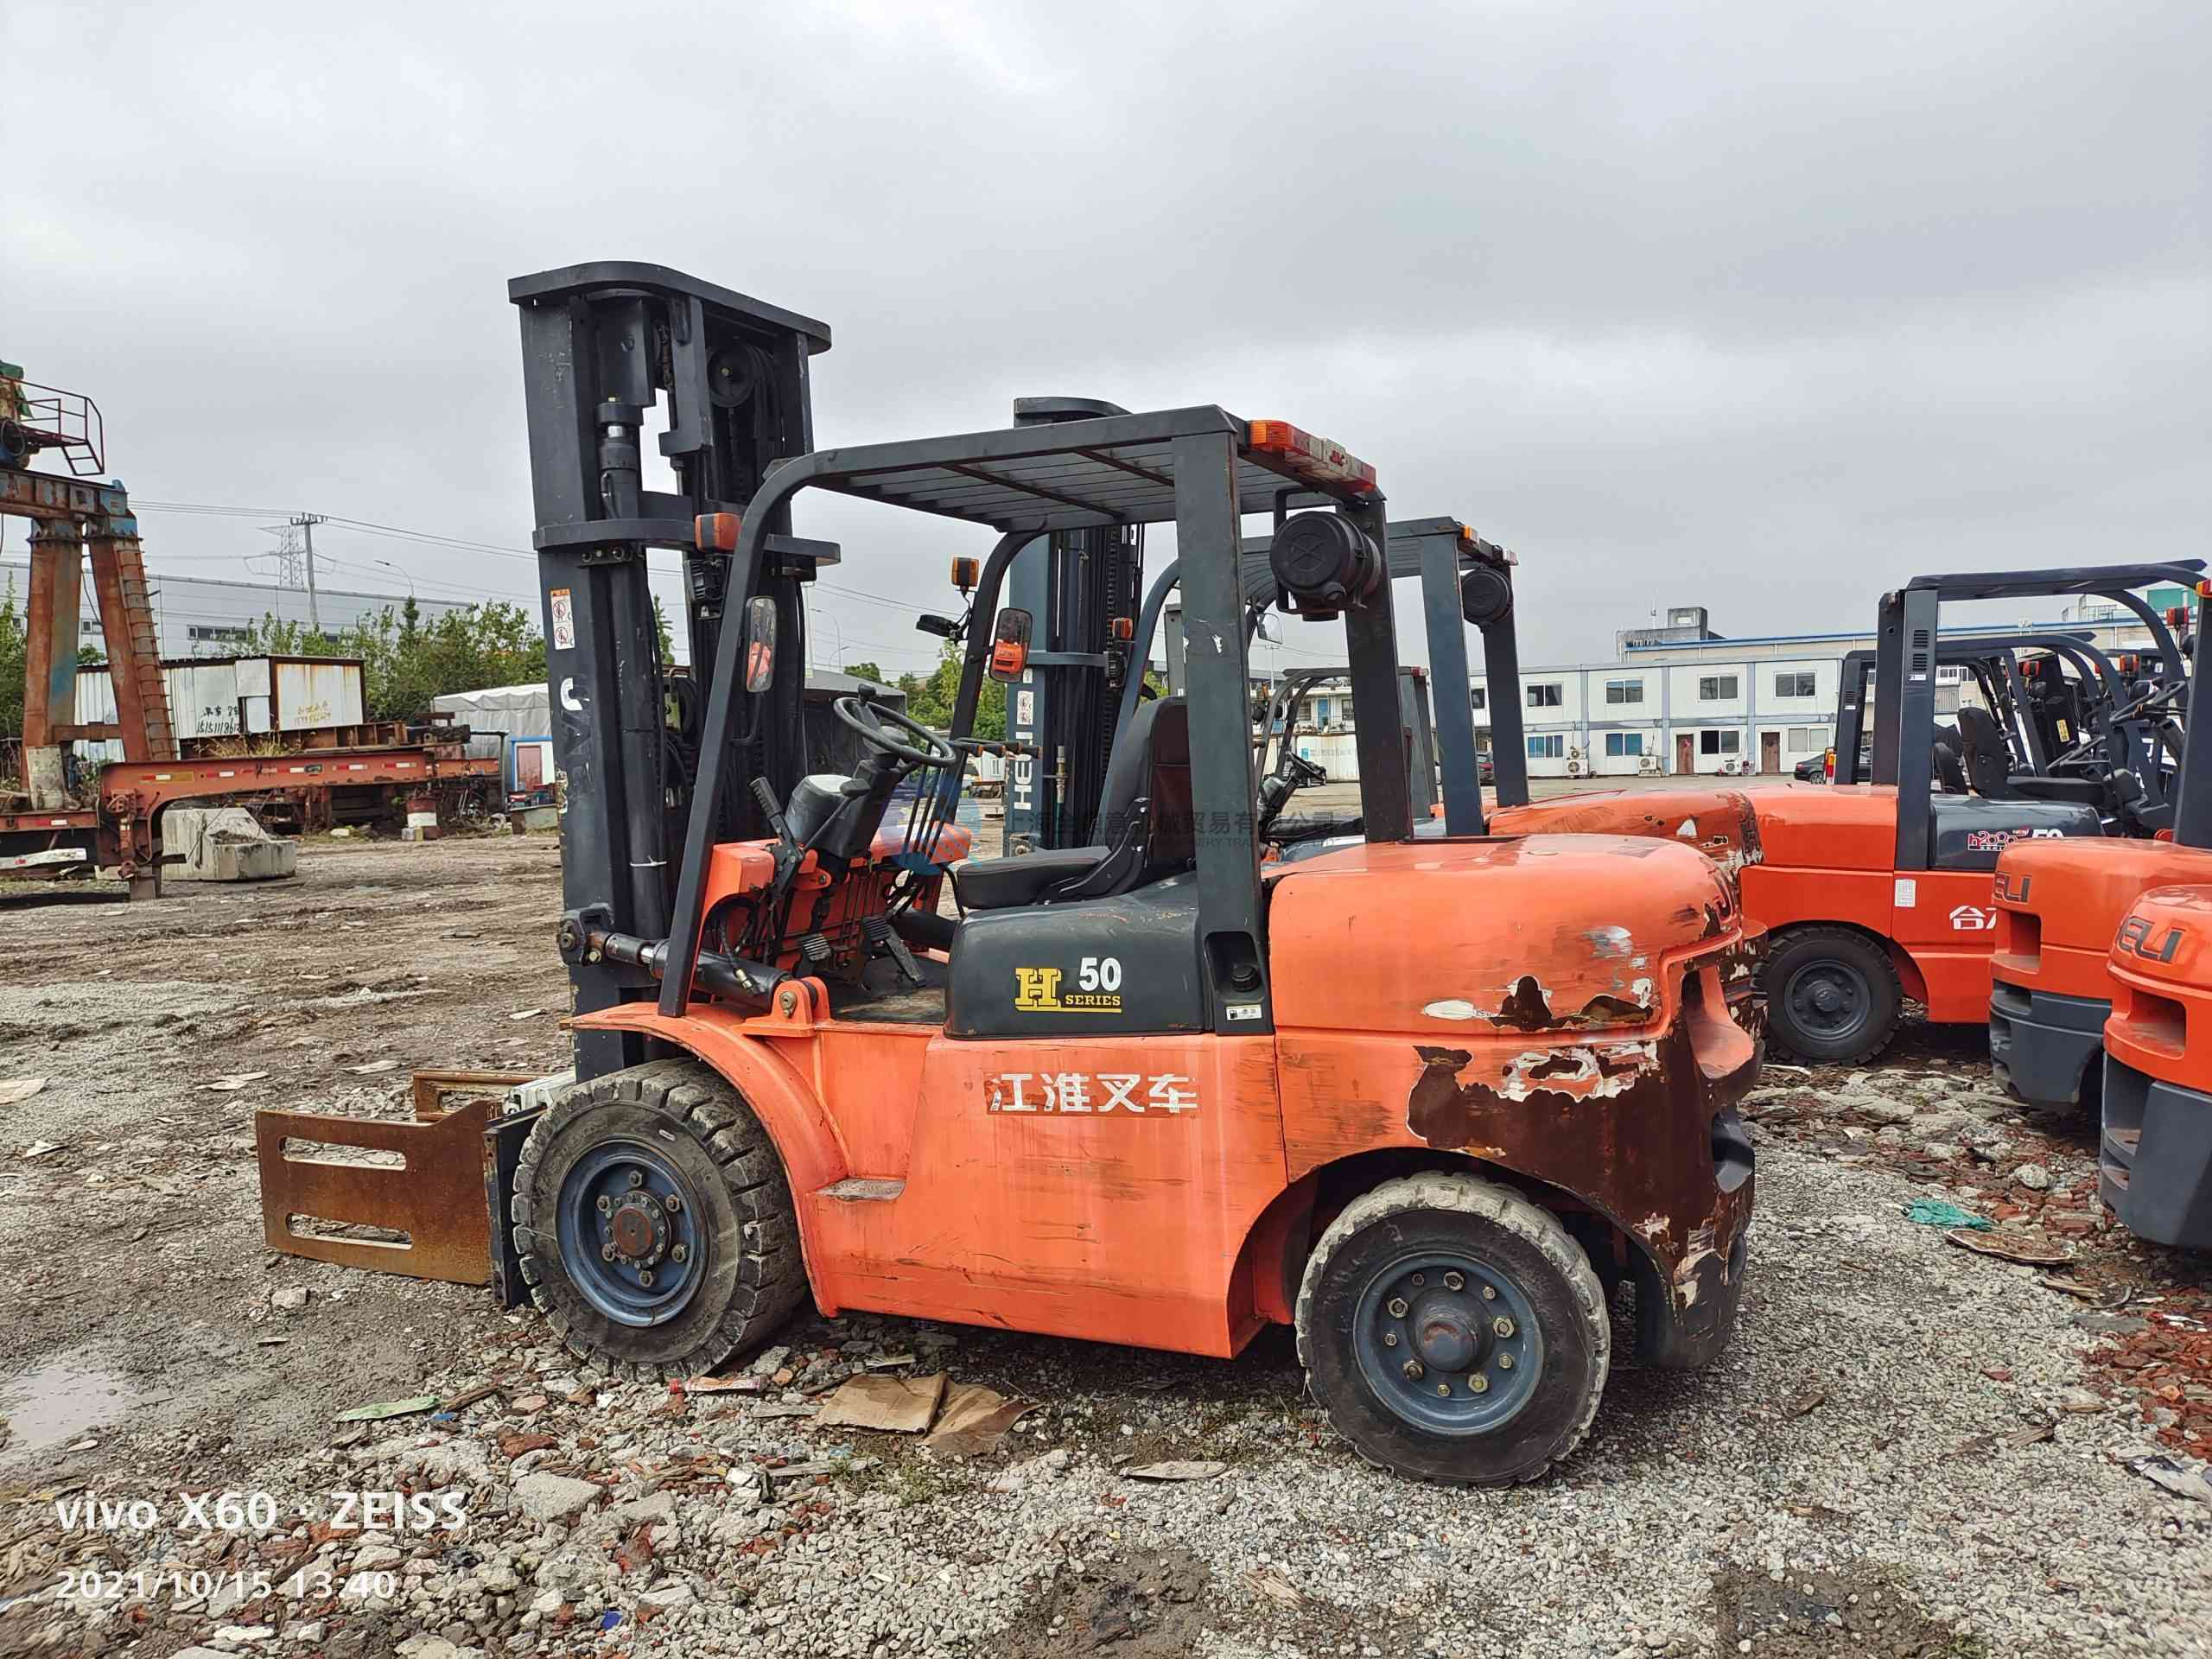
xmin=1405 ymin=995 xmax=1757 ymax=1323
xmin=1495 ymin=976 xmax=1554 ymax=1030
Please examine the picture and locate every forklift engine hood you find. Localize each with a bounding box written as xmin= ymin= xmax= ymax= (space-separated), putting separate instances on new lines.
xmin=1486 ymin=788 xmax=1767 ymax=886
xmin=1268 ymin=832 xmax=1744 ymax=1037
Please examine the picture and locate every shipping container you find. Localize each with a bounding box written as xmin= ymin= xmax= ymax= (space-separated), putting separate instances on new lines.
xmin=70 ymin=657 xmax=368 ymax=762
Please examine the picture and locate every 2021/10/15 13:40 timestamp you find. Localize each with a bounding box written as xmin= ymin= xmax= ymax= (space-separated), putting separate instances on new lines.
xmin=56 ymin=1566 xmax=399 ymax=1602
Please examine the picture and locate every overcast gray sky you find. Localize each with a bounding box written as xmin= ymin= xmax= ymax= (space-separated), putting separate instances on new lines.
xmin=6 ymin=0 xmax=2206 ymax=675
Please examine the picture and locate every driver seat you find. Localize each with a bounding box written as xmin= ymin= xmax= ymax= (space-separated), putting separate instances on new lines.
xmin=952 ymin=697 xmax=1194 ymax=912
xmin=1952 ymin=704 xmax=2017 ymax=798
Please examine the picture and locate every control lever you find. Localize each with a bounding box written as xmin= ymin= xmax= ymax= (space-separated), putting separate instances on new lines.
xmin=752 ymin=775 xmax=809 ymax=953
xmin=753 ymin=777 xmax=801 ymax=855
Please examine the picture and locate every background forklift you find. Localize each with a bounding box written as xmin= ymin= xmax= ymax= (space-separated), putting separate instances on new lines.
xmin=1253 ymin=664 xmax=1444 ymax=823
xmin=469 ymin=263 xmax=1761 ymax=1486
xmin=950 ymin=505 xmax=1529 ymax=860
xmin=1989 ymin=586 xmax=2212 ymax=1116
xmin=1826 ymin=630 xmax=2117 ymax=792
xmin=1494 ymin=564 xmax=2202 ymax=1064
xmin=2097 ymin=881 xmax=2212 ymax=1249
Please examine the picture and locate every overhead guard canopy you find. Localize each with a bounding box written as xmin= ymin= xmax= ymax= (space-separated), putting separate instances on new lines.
xmin=794 ymin=406 xmax=1376 ymax=533
xmin=1904 ymin=562 xmax=2205 ymax=601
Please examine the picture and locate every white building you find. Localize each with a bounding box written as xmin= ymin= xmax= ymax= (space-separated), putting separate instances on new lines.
xmin=0 ymin=560 xmax=474 ymax=658
xmin=1473 ymin=652 xmax=1842 ymax=779
xmin=1471 ymin=586 xmax=2192 ymax=780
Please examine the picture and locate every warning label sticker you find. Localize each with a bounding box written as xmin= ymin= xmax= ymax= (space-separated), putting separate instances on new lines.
xmin=550 ymin=588 xmax=575 ymax=652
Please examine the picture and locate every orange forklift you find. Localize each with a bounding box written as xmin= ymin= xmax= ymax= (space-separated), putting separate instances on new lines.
xmin=1495 ymin=566 xmax=2201 ymax=1064
xmin=461 ymin=264 xmax=1763 ymax=1485
xmin=1988 ymin=586 xmax=2210 ymax=1116
xmin=2096 ymin=883 xmax=2212 ymax=1248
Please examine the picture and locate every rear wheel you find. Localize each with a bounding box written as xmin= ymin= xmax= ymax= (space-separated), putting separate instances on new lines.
xmin=512 ymin=1058 xmax=804 ymax=1382
xmin=1764 ymin=925 xmax=1903 ymax=1065
xmin=1294 ymin=1173 xmax=1609 ymax=1485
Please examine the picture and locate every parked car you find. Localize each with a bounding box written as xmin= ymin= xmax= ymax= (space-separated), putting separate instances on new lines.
xmin=1795 ymin=741 xmax=1867 ymax=783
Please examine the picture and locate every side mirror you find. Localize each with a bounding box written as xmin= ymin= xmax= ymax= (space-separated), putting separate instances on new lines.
xmin=741 ymin=595 xmax=778 ymax=693
xmin=988 ymin=609 xmax=1033 ymax=683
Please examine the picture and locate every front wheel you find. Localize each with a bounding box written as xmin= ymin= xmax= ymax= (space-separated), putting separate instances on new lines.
xmin=512 ymin=1058 xmax=805 ymax=1382
xmin=1294 ymin=1173 xmax=1609 ymax=1485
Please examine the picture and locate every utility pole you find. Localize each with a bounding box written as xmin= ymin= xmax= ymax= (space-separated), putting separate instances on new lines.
xmin=290 ymin=512 xmax=325 ymax=632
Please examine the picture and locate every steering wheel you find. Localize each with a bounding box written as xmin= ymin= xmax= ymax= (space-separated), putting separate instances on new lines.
xmin=833 ymin=695 xmax=959 ymax=770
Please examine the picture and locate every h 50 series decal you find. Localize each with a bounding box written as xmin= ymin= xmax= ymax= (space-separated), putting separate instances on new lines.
xmin=2116 ymin=914 xmax=2184 ymax=964
xmin=1014 ymin=958 xmax=1122 ymax=1014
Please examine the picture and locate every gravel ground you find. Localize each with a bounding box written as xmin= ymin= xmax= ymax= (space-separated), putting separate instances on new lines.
xmin=2 ymin=836 xmax=2209 ymax=1656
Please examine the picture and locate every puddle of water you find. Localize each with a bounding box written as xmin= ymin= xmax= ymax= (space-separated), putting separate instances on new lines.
xmin=0 ymin=1358 xmax=159 ymax=1457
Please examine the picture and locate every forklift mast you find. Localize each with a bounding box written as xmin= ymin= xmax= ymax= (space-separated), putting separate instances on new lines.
xmin=999 ymin=398 xmax=1146 ymax=853
xmin=509 ymin=264 xmax=833 ymax=1078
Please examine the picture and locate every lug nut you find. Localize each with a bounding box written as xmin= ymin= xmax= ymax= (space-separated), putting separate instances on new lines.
xmin=1481 ymin=1285 xmax=1497 ymax=1300
xmin=1497 ymin=1353 xmax=1515 ymax=1370
xmin=671 ymin=1243 xmax=688 ymax=1262
xmin=664 ymin=1192 xmax=683 ymax=1213
xmin=1492 ymin=1315 xmax=1516 ymax=1338
xmin=1387 ymin=1297 xmax=1409 ymax=1319
xmin=1469 ymin=1373 xmax=1491 ymax=1394
xmin=628 ymin=1169 xmax=645 ymax=1188
xmin=1443 ymin=1271 xmax=1465 ymax=1291
xmin=1382 ymin=1331 xmax=1399 ymax=1347
xmin=638 ymin=1269 xmax=654 ymax=1287
xmin=601 ymin=1245 xmax=615 ymax=1262
xmin=1434 ymin=1382 xmax=1451 ymax=1397
xmin=1410 ymin=1273 xmax=1426 ymax=1287
xmin=1401 ymin=1358 xmax=1424 ymax=1381
xmin=595 ymin=1195 xmax=612 ymax=1214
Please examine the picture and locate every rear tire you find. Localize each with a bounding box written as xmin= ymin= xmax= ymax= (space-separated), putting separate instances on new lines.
xmin=1294 ymin=1173 xmax=1609 ymax=1485
xmin=512 ymin=1058 xmax=804 ymax=1382
xmin=1764 ymin=925 xmax=1902 ymax=1065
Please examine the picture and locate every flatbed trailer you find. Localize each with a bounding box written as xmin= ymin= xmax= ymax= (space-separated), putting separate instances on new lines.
xmin=1 ymin=747 xmax=499 ymax=894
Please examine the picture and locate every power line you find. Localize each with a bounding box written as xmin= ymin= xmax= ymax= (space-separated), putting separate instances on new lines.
xmin=128 ymin=497 xmax=1340 ymax=671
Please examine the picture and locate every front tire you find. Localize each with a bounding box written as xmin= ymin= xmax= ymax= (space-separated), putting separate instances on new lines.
xmin=1294 ymin=1173 xmax=1609 ymax=1485
xmin=512 ymin=1058 xmax=804 ymax=1382
xmin=1764 ymin=925 xmax=1902 ymax=1065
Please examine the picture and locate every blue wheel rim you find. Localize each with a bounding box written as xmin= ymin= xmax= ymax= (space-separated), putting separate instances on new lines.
xmin=556 ymin=1141 xmax=705 ymax=1328
xmin=1352 ymin=1249 xmax=1544 ymax=1435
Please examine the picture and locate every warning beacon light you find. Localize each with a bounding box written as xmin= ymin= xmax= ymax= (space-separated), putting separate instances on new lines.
xmin=1246 ymin=420 xmax=1378 ymax=495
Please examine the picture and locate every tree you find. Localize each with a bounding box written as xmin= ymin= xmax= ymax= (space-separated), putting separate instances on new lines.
xmin=895 ymin=638 xmax=1003 ymax=740
xmin=240 ymin=600 xmax=547 ymax=721
xmin=840 ymin=661 xmax=887 ymax=686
